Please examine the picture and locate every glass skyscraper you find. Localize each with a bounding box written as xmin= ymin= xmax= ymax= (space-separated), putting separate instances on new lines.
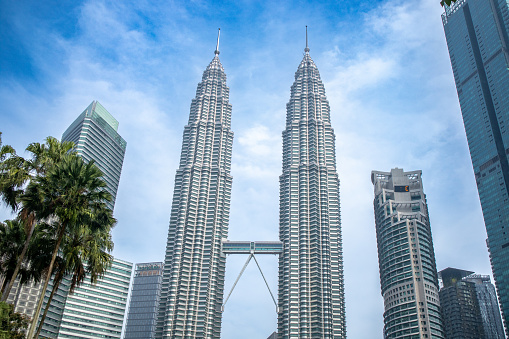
xmin=371 ymin=168 xmax=444 ymax=338
xmin=156 ymin=43 xmax=233 ymax=338
xmin=62 ymin=100 xmax=127 ymax=211
xmin=278 ymin=41 xmax=345 ymax=338
xmin=442 ymin=0 xmax=509 ymax=334
xmin=438 ymin=268 xmax=485 ymax=339
xmin=124 ymin=262 xmax=163 ymax=339
xmin=464 ymin=274 xmax=506 ymax=339
xmin=37 ymin=258 xmax=133 ymax=339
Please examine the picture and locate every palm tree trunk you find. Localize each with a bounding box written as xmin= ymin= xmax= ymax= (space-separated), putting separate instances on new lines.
xmin=0 ymin=220 xmax=35 ymax=302
xmin=34 ymin=270 xmax=63 ymax=339
xmin=0 ymin=276 xmax=9 ymax=296
xmin=27 ymin=222 xmax=66 ymax=339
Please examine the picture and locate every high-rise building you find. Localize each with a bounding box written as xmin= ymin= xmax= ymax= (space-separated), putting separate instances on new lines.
xmin=35 ymin=257 xmax=132 ymax=339
xmin=62 ymin=100 xmax=127 ymax=211
xmin=464 ymin=274 xmax=506 ymax=339
xmin=277 ymin=38 xmax=345 ymax=338
xmin=54 ymin=258 xmax=132 ymax=339
xmin=438 ymin=268 xmax=485 ymax=338
xmin=124 ymin=262 xmax=164 ymax=339
xmin=156 ymin=35 xmax=233 ymax=338
xmin=371 ymin=168 xmax=444 ymax=338
xmin=442 ymin=0 xmax=509 ymax=333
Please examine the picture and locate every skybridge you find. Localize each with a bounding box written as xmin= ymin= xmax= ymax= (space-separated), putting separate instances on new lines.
xmin=222 ymin=241 xmax=283 ymax=255
xmin=221 ymin=240 xmax=283 ymax=313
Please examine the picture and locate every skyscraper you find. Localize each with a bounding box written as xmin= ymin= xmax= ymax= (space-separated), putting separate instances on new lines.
xmin=278 ymin=37 xmax=345 ymax=338
xmin=464 ymin=274 xmax=506 ymax=339
xmin=442 ymin=0 xmax=509 ymax=333
xmin=438 ymin=268 xmax=485 ymax=339
xmin=371 ymin=168 xmax=444 ymax=338
xmin=37 ymin=258 xmax=133 ymax=339
xmin=156 ymin=33 xmax=233 ymax=338
xmin=124 ymin=262 xmax=164 ymax=339
xmin=62 ymin=100 xmax=127 ymax=211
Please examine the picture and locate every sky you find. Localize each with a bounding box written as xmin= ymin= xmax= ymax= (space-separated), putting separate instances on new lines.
xmin=0 ymin=0 xmax=495 ymax=337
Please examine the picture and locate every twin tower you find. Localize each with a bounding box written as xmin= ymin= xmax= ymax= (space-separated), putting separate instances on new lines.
xmin=155 ymin=31 xmax=345 ymax=339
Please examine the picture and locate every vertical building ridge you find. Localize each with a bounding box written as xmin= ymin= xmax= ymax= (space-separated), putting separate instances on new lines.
xmin=156 ymin=52 xmax=233 ymax=339
xmin=278 ymin=47 xmax=345 ymax=338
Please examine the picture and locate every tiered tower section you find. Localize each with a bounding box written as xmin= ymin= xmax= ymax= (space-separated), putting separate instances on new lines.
xmin=156 ymin=49 xmax=233 ymax=339
xmin=278 ymin=45 xmax=345 ymax=338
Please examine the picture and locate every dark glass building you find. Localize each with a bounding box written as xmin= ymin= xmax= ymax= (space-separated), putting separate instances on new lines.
xmin=124 ymin=262 xmax=163 ymax=339
xmin=442 ymin=0 xmax=509 ymax=334
xmin=371 ymin=168 xmax=444 ymax=338
xmin=463 ymin=274 xmax=506 ymax=339
xmin=438 ymin=268 xmax=485 ymax=339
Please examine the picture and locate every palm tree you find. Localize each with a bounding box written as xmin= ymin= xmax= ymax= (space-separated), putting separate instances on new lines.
xmin=22 ymin=155 xmax=115 ymax=339
xmin=0 ymin=132 xmax=21 ymax=211
xmin=34 ymin=224 xmax=114 ymax=338
xmin=0 ymin=220 xmax=53 ymax=296
xmin=0 ymin=136 xmax=75 ymax=302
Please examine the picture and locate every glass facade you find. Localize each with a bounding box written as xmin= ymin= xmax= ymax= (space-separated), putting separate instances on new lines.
xmin=124 ymin=262 xmax=163 ymax=339
xmin=371 ymin=168 xmax=444 ymax=338
xmin=55 ymin=258 xmax=132 ymax=339
xmin=463 ymin=274 xmax=506 ymax=339
xmin=62 ymin=101 xmax=127 ymax=211
xmin=277 ymin=45 xmax=345 ymax=338
xmin=156 ymin=50 xmax=233 ymax=338
xmin=438 ymin=268 xmax=484 ymax=338
xmin=442 ymin=0 xmax=509 ymax=334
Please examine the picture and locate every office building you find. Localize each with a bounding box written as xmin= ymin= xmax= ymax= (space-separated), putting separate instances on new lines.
xmin=464 ymin=273 xmax=506 ymax=339
xmin=43 ymin=258 xmax=132 ymax=339
xmin=62 ymin=100 xmax=127 ymax=211
xmin=442 ymin=0 xmax=509 ymax=333
xmin=124 ymin=262 xmax=163 ymax=339
xmin=156 ymin=35 xmax=233 ymax=338
xmin=371 ymin=168 xmax=444 ymax=338
xmin=438 ymin=268 xmax=484 ymax=338
xmin=277 ymin=38 xmax=345 ymax=338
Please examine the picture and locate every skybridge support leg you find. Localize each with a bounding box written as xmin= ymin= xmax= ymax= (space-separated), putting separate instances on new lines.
xmin=252 ymin=254 xmax=278 ymax=311
xmin=222 ymin=253 xmax=278 ymax=313
xmin=222 ymin=254 xmax=253 ymax=312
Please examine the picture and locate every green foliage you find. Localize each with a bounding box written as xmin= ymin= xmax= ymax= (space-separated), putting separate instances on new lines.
xmin=0 ymin=133 xmax=115 ymax=338
xmin=0 ymin=219 xmax=54 ymax=294
xmin=0 ymin=300 xmax=30 ymax=339
xmin=440 ymin=0 xmax=458 ymax=7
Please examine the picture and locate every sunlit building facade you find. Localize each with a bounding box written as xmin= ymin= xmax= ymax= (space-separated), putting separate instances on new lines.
xmin=442 ymin=0 xmax=509 ymax=334
xmin=62 ymin=100 xmax=127 ymax=211
xmin=156 ymin=45 xmax=233 ymax=338
xmin=371 ymin=168 xmax=444 ymax=338
xmin=277 ymin=43 xmax=345 ymax=338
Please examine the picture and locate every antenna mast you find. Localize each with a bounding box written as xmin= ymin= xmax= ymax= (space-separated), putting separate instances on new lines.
xmin=305 ymin=26 xmax=310 ymax=53
xmin=215 ymin=28 xmax=221 ymax=55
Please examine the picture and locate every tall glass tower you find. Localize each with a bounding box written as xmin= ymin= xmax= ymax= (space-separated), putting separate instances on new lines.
xmin=371 ymin=168 xmax=444 ymax=338
xmin=278 ymin=38 xmax=345 ymax=338
xmin=124 ymin=263 xmax=164 ymax=339
xmin=62 ymin=100 xmax=127 ymax=211
xmin=442 ymin=0 xmax=509 ymax=334
xmin=156 ymin=36 xmax=233 ymax=339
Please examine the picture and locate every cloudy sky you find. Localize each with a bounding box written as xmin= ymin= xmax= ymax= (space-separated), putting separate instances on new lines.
xmin=0 ymin=0 xmax=494 ymax=337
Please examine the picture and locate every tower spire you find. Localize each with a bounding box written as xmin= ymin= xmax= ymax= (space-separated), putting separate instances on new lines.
xmin=304 ymin=26 xmax=310 ymax=53
xmin=215 ymin=28 xmax=221 ymax=56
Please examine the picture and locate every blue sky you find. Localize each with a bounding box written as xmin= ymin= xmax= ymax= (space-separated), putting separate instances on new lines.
xmin=0 ymin=0 xmax=494 ymax=337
